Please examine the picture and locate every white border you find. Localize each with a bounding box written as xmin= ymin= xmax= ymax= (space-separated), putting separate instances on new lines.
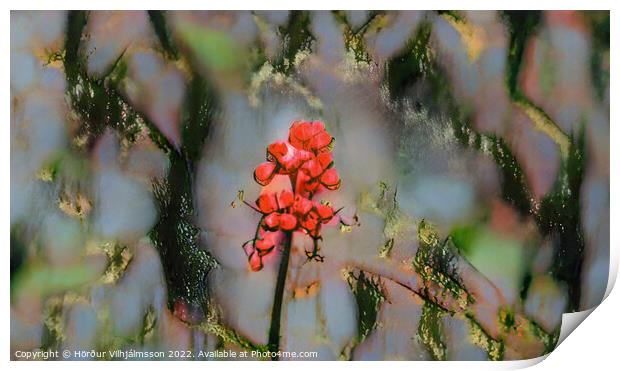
xmin=2 ymin=0 xmax=616 ymax=10
xmin=3 ymin=2 xmax=618 ymax=371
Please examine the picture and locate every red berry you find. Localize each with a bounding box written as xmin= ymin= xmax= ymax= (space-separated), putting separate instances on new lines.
xmin=255 ymin=231 xmax=278 ymax=252
xmin=256 ymin=193 xmax=277 ymax=214
xmin=254 ymin=162 xmax=277 ymax=186
xmin=317 ymin=152 xmax=333 ymax=170
xmin=263 ymin=213 xmax=280 ymax=230
xmin=279 ymin=213 xmax=298 ymax=231
xmin=293 ymin=195 xmax=313 ymax=216
xmin=249 ymin=252 xmax=263 ymax=271
xmin=315 ymin=203 xmax=334 ymax=222
xmin=289 ymin=120 xmax=332 ymax=153
xmin=320 ymin=168 xmax=341 ymax=190
xmin=277 ymin=190 xmax=295 ymax=209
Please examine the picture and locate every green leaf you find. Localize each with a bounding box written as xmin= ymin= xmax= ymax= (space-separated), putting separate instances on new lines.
xmin=346 ymin=270 xmax=385 ymax=342
xmin=417 ymin=301 xmax=447 ymax=361
xmin=13 ymin=263 xmax=100 ymax=298
xmin=450 ymin=224 xmax=480 ymax=256
xmin=175 ymin=22 xmax=245 ymax=73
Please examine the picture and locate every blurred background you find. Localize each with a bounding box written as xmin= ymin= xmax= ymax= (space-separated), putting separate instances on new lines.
xmin=10 ymin=10 xmax=609 ymax=360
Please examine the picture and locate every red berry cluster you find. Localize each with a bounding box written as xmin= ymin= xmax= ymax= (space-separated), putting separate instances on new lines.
xmin=244 ymin=121 xmax=342 ymax=271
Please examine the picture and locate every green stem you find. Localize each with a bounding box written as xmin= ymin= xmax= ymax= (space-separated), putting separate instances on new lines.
xmin=267 ymin=231 xmax=292 ymax=360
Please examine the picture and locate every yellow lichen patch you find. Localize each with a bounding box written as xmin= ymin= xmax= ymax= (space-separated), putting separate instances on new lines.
xmin=42 ymin=295 xmax=66 ymax=346
xmin=58 ymin=192 xmax=92 ymax=219
xmin=417 ymin=219 xmax=440 ymax=247
xmin=339 ymin=49 xmax=377 ymax=83
xmin=36 ymin=167 xmax=55 ymax=182
xmin=357 ymin=191 xmax=382 ymax=215
xmin=195 ymin=317 xmax=269 ymax=354
xmin=42 ymin=51 xmax=65 ymax=68
xmin=364 ymin=12 xmax=390 ymax=35
xmin=442 ymin=15 xmax=486 ymax=62
xmin=340 ymin=268 xmax=353 ymax=282
xmin=501 ymin=315 xmax=549 ymax=359
xmin=99 ymin=243 xmax=133 ymax=285
xmin=417 ymin=301 xmax=447 ymax=360
xmin=248 ymin=60 xmax=322 ymax=109
xmin=419 ymin=267 xmax=470 ymax=311
xmin=514 ymin=99 xmax=571 ymax=160
xmin=340 ymin=224 xmax=353 ymax=233
xmin=84 ymin=239 xmax=105 ymax=256
xmin=72 ymin=133 xmax=90 ymax=149
xmin=94 ymin=306 xmax=124 ymax=355
xmin=498 ymin=306 xmax=516 ymax=332
xmin=359 ymin=182 xmax=417 ymax=254
xmin=293 ymin=281 xmax=321 ymax=299
xmin=140 ymin=306 xmax=157 ymax=343
xmin=379 ymin=238 xmax=394 ymax=258
xmin=384 ymin=210 xmax=415 ymax=241
xmin=61 ymin=292 xmax=91 ymax=306
xmin=466 ymin=315 xmax=504 ymax=360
